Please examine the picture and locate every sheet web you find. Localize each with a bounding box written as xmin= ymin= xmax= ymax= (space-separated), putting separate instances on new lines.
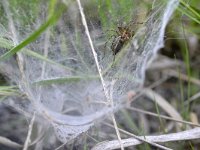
xmin=0 ymin=0 xmax=179 ymax=144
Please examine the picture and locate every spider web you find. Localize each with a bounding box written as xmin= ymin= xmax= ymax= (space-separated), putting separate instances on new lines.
xmin=0 ymin=0 xmax=179 ymax=145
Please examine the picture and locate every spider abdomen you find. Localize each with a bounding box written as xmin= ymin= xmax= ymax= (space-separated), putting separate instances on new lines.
xmin=112 ymin=40 xmax=125 ymax=55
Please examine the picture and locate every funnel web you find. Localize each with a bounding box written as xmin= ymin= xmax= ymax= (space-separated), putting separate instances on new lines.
xmin=0 ymin=0 xmax=179 ymax=145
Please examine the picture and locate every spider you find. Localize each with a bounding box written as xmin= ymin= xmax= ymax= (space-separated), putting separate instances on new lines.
xmin=105 ymin=21 xmax=143 ymax=61
xmin=111 ymin=26 xmax=133 ymax=56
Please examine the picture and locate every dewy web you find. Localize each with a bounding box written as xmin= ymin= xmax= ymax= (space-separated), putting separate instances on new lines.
xmin=0 ymin=0 xmax=179 ymax=143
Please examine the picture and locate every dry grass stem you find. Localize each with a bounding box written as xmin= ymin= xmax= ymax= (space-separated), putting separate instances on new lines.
xmin=23 ymin=112 xmax=36 ymax=150
xmin=128 ymin=107 xmax=200 ymax=127
xmin=0 ymin=136 xmax=22 ymax=148
xmin=99 ymin=123 xmax=173 ymax=150
xmin=164 ymin=69 xmax=200 ymax=87
xmin=144 ymin=89 xmax=183 ymax=128
xmin=76 ymin=0 xmax=124 ymax=149
xmin=92 ymin=127 xmax=200 ymax=150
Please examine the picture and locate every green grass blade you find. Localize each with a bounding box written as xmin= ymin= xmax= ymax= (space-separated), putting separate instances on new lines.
xmin=179 ymin=0 xmax=200 ymax=19
xmin=0 ymin=37 xmax=75 ymax=72
xmin=0 ymin=85 xmax=19 ymax=96
xmin=178 ymin=1 xmax=200 ymax=24
xmin=34 ymin=75 xmax=98 ymax=85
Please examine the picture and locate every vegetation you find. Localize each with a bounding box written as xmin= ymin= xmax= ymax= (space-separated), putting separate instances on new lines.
xmin=0 ymin=0 xmax=200 ymax=149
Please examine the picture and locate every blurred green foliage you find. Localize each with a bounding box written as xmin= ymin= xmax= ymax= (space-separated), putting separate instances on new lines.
xmin=6 ymin=0 xmax=40 ymax=27
xmin=97 ymin=0 xmax=136 ymax=31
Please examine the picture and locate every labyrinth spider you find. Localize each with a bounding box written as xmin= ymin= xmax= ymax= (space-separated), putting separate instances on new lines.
xmin=105 ymin=21 xmax=143 ymax=60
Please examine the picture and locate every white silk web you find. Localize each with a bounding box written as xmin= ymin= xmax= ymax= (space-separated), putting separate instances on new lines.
xmin=0 ymin=0 xmax=179 ymax=144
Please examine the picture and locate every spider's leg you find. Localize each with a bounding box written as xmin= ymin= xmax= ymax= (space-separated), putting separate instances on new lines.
xmin=105 ymin=29 xmax=118 ymax=35
xmin=127 ymin=20 xmax=144 ymax=27
xmin=112 ymin=37 xmax=121 ymax=61
xmin=103 ymin=35 xmax=117 ymax=59
xmin=116 ymin=30 xmax=121 ymax=36
xmin=111 ymin=37 xmax=117 ymax=51
xmin=113 ymin=37 xmax=121 ymax=52
xmin=104 ymin=35 xmax=116 ymax=49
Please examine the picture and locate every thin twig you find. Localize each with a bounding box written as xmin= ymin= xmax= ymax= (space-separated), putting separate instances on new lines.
xmin=128 ymin=107 xmax=200 ymax=127
xmin=144 ymin=88 xmax=184 ymax=129
xmin=110 ymin=80 xmax=124 ymax=150
xmin=76 ymin=0 xmax=110 ymax=104
xmin=92 ymin=126 xmax=200 ymax=150
xmin=129 ymin=76 xmax=169 ymax=103
xmin=110 ymin=114 xmax=124 ymax=150
xmin=184 ymin=91 xmax=200 ymax=105
xmin=101 ymin=122 xmax=172 ymax=150
xmin=23 ymin=112 xmax=36 ymax=150
xmin=0 ymin=136 xmax=22 ymax=148
xmin=76 ymin=0 xmax=124 ymax=149
xmin=164 ymin=69 xmax=200 ymax=87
